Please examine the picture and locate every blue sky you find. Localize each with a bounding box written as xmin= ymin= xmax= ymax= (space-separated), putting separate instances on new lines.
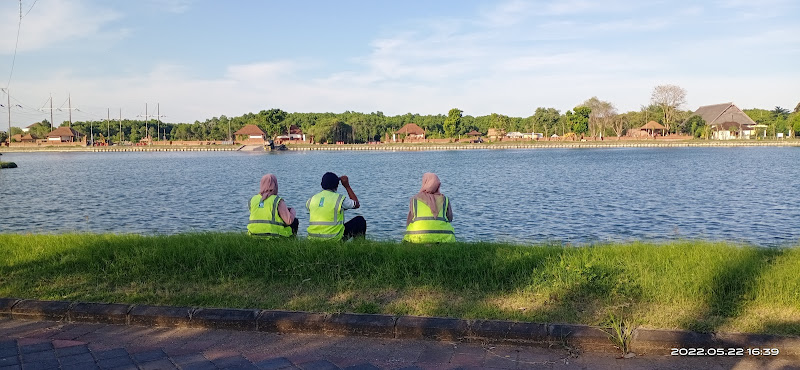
xmin=1 ymin=0 xmax=798 ymax=126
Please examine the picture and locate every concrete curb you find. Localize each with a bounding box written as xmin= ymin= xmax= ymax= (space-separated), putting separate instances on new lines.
xmin=1 ymin=297 xmax=798 ymax=357
xmin=0 ymin=298 xmax=21 ymax=319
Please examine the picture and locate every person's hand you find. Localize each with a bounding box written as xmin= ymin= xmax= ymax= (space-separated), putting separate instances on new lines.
xmin=339 ymin=175 xmax=350 ymax=187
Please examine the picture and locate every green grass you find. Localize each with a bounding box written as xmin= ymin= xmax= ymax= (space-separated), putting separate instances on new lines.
xmin=1 ymin=233 xmax=798 ymax=335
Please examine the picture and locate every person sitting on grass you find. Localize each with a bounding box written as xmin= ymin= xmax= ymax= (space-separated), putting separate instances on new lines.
xmin=248 ymin=174 xmax=298 ymax=238
xmin=403 ymin=172 xmax=455 ymax=243
xmin=306 ymin=172 xmax=366 ymax=241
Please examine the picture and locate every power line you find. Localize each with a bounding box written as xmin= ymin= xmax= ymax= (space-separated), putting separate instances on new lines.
xmin=23 ymin=0 xmax=38 ymax=18
xmin=6 ymin=0 xmax=23 ymax=89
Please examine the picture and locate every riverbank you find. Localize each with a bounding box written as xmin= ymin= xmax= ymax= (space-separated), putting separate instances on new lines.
xmin=1 ymin=233 xmax=797 ymax=336
xmin=2 ymin=140 xmax=799 ymax=152
xmin=287 ymin=140 xmax=800 ymax=151
xmin=1 ymin=145 xmax=242 ymax=153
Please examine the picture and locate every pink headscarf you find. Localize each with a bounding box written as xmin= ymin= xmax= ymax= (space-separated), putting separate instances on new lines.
xmin=259 ymin=174 xmax=278 ymax=201
xmin=411 ymin=173 xmax=443 ymax=216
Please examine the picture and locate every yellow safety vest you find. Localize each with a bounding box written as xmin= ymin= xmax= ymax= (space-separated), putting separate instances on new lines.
xmin=403 ymin=196 xmax=456 ymax=243
xmin=248 ymin=194 xmax=293 ymax=238
xmin=306 ymin=190 xmax=345 ymax=240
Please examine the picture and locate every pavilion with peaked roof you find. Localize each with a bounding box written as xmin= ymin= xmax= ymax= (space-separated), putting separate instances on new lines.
xmin=395 ymin=123 xmax=425 ymax=140
xmin=640 ymin=121 xmax=667 ymax=136
xmin=690 ymin=102 xmax=757 ymax=139
xmin=234 ymin=124 xmax=267 ymax=142
xmin=47 ymin=127 xmax=80 ymax=142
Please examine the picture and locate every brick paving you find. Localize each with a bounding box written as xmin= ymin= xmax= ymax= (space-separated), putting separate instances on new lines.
xmin=1 ymin=318 xmax=797 ymax=369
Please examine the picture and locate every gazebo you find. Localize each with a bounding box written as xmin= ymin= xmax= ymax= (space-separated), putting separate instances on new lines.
xmin=640 ymin=121 xmax=667 ymax=136
xmin=466 ymin=130 xmax=482 ymax=142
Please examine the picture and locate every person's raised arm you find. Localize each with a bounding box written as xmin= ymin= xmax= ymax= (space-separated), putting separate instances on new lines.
xmin=339 ymin=175 xmax=360 ymax=209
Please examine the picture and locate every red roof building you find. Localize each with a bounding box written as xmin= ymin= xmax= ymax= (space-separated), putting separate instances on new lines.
xmin=47 ymin=127 xmax=80 ymax=142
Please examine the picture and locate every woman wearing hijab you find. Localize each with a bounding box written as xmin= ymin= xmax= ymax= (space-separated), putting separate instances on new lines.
xmin=248 ymin=174 xmax=299 ymax=237
xmin=403 ymin=172 xmax=455 ymax=243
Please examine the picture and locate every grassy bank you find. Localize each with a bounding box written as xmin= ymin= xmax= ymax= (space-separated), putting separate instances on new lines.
xmin=1 ymin=233 xmax=798 ymax=336
xmin=0 ymin=161 xmax=17 ymax=168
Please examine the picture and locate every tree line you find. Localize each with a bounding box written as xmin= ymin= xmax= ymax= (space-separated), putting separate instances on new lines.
xmin=4 ymin=85 xmax=800 ymax=143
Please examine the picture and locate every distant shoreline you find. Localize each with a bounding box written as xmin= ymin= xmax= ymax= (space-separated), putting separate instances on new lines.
xmin=2 ymin=140 xmax=799 ymax=153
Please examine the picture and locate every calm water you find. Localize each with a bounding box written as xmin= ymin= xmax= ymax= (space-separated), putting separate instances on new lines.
xmin=1 ymin=147 xmax=799 ymax=246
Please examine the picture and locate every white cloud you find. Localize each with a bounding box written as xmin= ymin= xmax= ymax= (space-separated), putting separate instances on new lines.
xmin=0 ymin=0 xmax=121 ymax=54
xmin=4 ymin=0 xmax=799 ymax=126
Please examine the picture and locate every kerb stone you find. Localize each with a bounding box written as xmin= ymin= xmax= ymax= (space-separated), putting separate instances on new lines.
xmin=257 ymin=310 xmax=328 ymax=333
xmin=190 ymin=308 xmax=259 ymax=331
xmin=630 ymin=328 xmax=716 ymax=353
xmin=548 ymin=323 xmax=615 ymax=351
xmin=0 ymin=298 xmax=21 ymax=318
xmin=469 ymin=319 xmax=548 ymax=344
xmin=129 ymin=305 xmax=193 ymax=327
xmin=323 ymin=313 xmax=396 ymax=338
xmin=395 ymin=315 xmax=469 ymax=340
xmin=68 ymin=302 xmax=131 ymax=325
xmin=12 ymin=299 xmax=72 ymax=321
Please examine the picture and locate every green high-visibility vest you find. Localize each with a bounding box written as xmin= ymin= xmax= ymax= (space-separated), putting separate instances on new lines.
xmin=248 ymin=194 xmax=293 ymax=238
xmin=403 ymin=196 xmax=456 ymax=243
xmin=306 ymin=190 xmax=345 ymax=240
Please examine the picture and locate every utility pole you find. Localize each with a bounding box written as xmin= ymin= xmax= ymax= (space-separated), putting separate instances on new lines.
xmin=39 ymin=95 xmax=56 ymax=131
xmin=106 ymin=108 xmax=110 ymax=140
xmin=152 ymin=103 xmax=167 ymax=141
xmin=119 ymin=109 xmax=123 ymax=143
xmin=2 ymin=88 xmax=9 ymax=144
xmin=136 ymin=104 xmax=150 ymax=144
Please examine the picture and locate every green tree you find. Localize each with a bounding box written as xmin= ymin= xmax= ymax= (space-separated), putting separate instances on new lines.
xmin=685 ymin=115 xmax=707 ymax=138
xmin=259 ymin=108 xmax=288 ymax=138
xmin=568 ymin=106 xmax=591 ymax=135
xmin=28 ymin=120 xmax=52 ymax=138
xmin=0 ymin=131 xmax=7 ymax=143
xmin=531 ymin=107 xmax=560 ymax=137
xmin=308 ymin=117 xmax=352 ymax=143
xmin=790 ymin=113 xmax=800 ymax=137
xmin=772 ymin=106 xmax=790 ymax=119
xmin=489 ymin=113 xmax=511 ymax=132
xmin=443 ymin=108 xmax=462 ymax=138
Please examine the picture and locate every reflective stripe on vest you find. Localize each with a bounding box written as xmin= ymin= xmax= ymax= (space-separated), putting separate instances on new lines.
xmin=403 ymin=196 xmax=455 ymax=243
xmin=248 ymin=194 xmax=293 ymax=238
xmin=306 ymin=190 xmax=345 ymax=240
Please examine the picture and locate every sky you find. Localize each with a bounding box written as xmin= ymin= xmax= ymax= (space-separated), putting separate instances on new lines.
xmin=1 ymin=0 xmax=798 ymax=127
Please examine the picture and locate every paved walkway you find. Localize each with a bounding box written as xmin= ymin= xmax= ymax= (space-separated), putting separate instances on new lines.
xmin=0 ymin=319 xmax=796 ymax=369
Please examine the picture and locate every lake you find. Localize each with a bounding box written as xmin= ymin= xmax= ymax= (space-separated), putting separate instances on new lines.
xmin=1 ymin=147 xmax=798 ymax=246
